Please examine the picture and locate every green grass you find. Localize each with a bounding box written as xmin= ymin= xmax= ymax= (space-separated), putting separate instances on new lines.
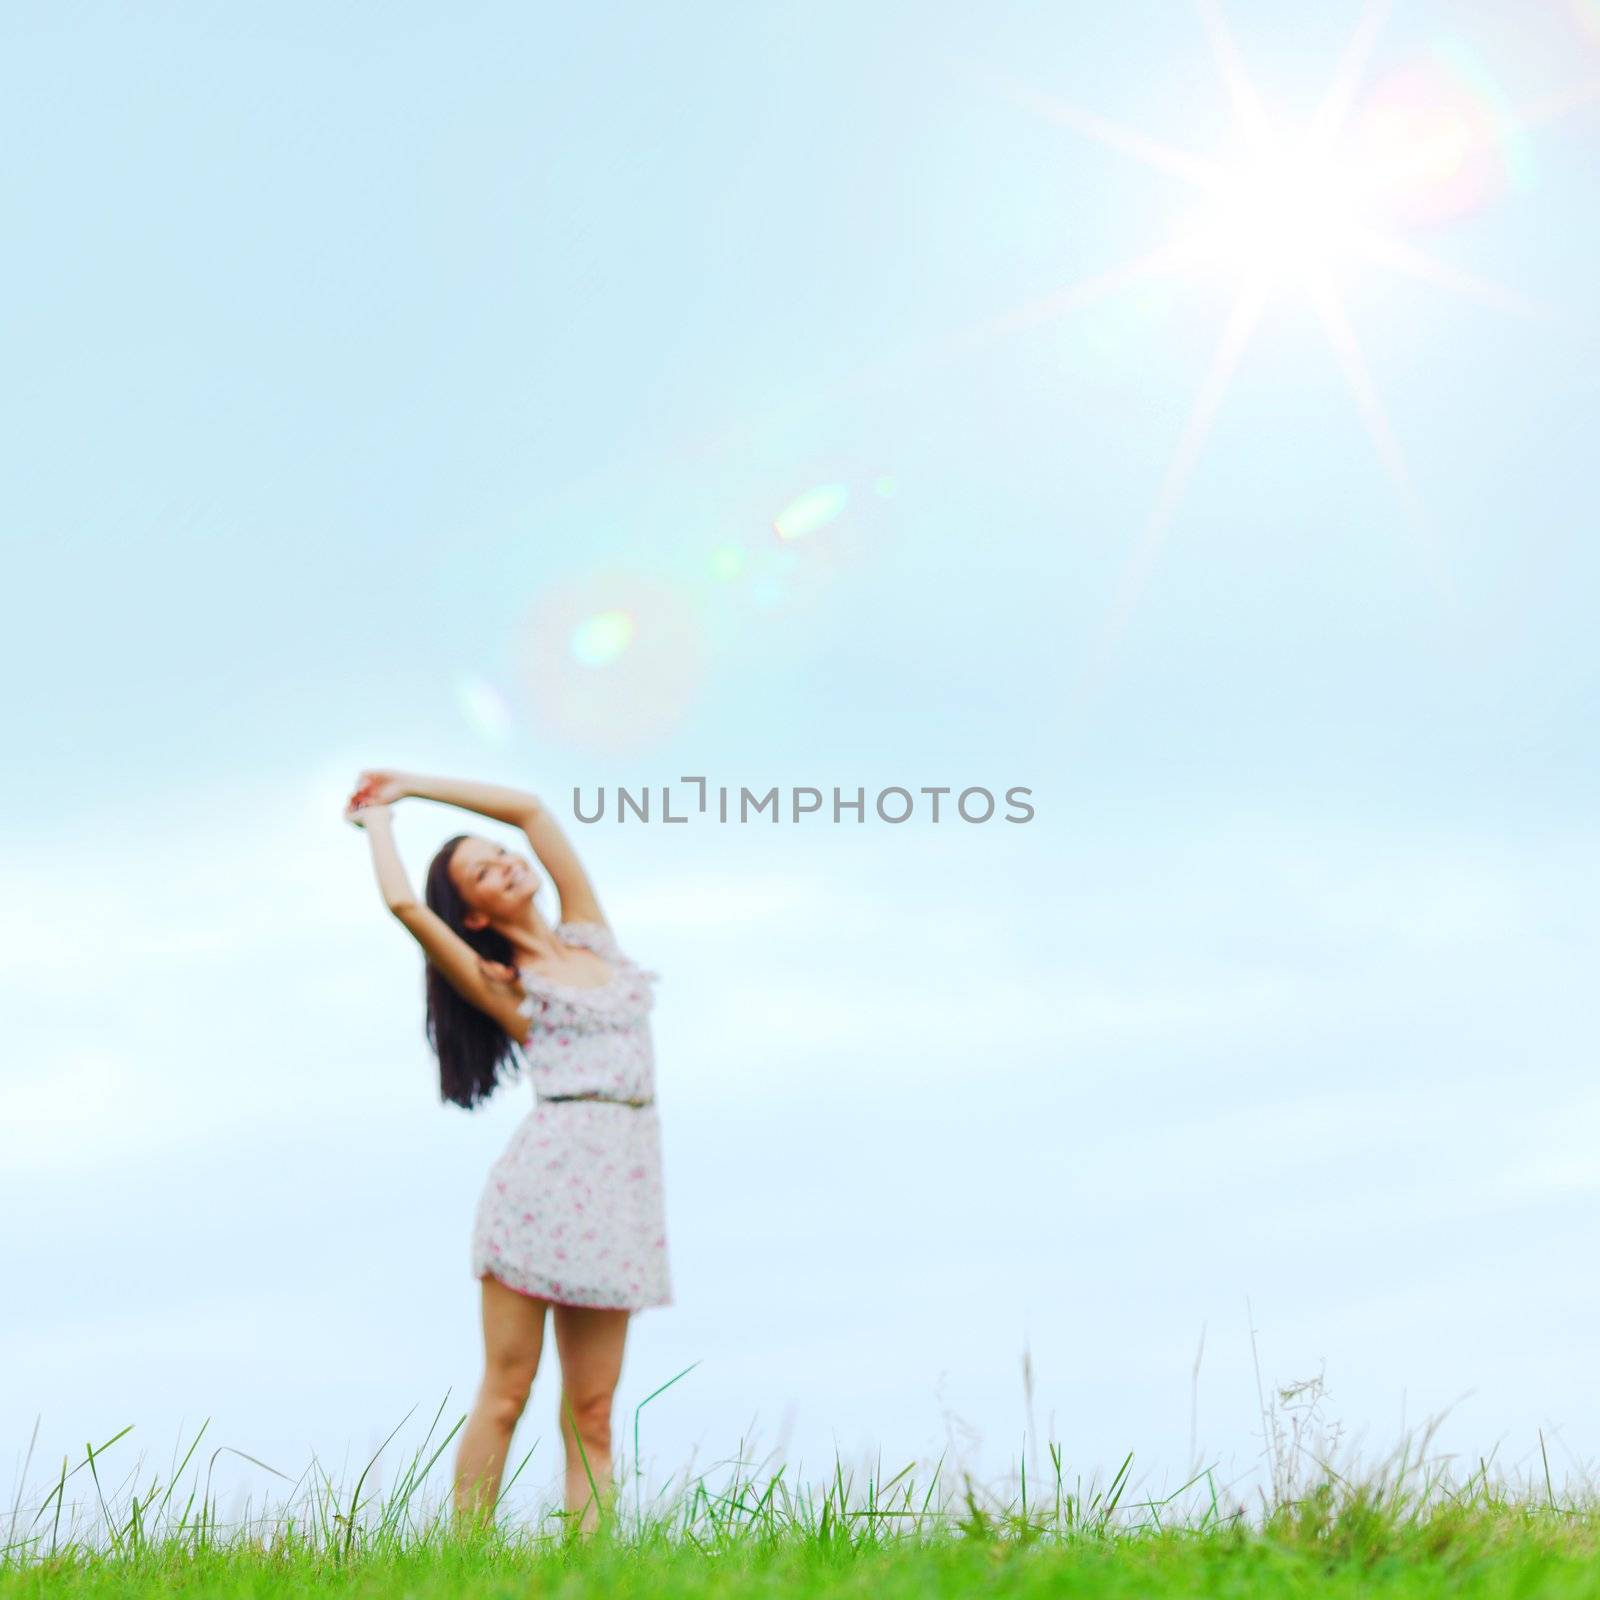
xmin=7 ymin=1400 xmax=1600 ymax=1598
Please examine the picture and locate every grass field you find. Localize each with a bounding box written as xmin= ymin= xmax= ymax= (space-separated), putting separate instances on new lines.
xmin=7 ymin=1398 xmax=1600 ymax=1597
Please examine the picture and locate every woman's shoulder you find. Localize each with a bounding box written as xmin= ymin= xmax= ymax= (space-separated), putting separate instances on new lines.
xmin=556 ymin=917 xmax=619 ymax=954
xmin=557 ymin=919 xmax=660 ymax=985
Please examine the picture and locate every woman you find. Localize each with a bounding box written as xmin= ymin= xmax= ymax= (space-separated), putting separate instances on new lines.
xmin=342 ymin=768 xmax=672 ymax=1532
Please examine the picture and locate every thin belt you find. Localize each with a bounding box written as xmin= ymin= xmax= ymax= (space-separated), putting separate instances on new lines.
xmin=541 ymin=1092 xmax=654 ymax=1109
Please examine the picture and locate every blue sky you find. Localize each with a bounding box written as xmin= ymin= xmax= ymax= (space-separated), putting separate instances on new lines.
xmin=4 ymin=0 xmax=1600 ymax=1523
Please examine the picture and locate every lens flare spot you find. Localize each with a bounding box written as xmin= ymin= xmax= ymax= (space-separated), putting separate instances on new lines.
xmin=708 ymin=542 xmax=745 ymax=581
xmin=873 ymin=474 xmax=899 ymax=499
xmin=518 ymin=573 xmax=707 ymax=755
xmin=773 ymin=483 xmax=849 ymax=541
xmin=570 ymin=610 xmax=634 ymax=667
xmin=456 ymin=674 xmax=514 ymax=745
xmin=1351 ymin=51 xmax=1518 ymax=225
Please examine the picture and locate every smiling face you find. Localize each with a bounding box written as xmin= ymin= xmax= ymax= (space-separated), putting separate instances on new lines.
xmin=448 ymin=835 xmax=539 ymax=931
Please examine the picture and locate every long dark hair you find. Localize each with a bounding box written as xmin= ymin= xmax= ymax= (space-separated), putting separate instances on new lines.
xmin=423 ymin=833 xmax=523 ymax=1109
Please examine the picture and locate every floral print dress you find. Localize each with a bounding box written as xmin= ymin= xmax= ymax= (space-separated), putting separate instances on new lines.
xmin=469 ymin=920 xmax=673 ymax=1311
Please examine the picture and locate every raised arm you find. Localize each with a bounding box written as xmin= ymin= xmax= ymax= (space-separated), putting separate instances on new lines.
xmin=520 ymin=801 xmax=606 ymax=929
xmin=352 ymin=799 xmax=419 ymax=911
xmin=355 ymin=767 xmax=607 ymax=930
xmin=345 ymin=800 xmax=529 ymax=1045
xmin=372 ymin=769 xmax=541 ymax=829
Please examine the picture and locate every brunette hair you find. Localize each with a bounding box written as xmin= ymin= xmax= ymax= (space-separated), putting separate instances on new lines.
xmin=422 ymin=833 xmax=522 ymax=1109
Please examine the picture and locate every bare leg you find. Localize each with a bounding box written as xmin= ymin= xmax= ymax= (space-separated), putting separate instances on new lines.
xmin=552 ymin=1302 xmax=631 ymax=1535
xmin=453 ymin=1273 xmax=548 ymax=1526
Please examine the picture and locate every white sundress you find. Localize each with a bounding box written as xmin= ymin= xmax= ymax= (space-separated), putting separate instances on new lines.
xmin=469 ymin=920 xmax=673 ymax=1311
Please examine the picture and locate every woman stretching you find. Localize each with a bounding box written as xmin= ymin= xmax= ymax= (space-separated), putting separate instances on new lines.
xmin=343 ymin=769 xmax=673 ymax=1532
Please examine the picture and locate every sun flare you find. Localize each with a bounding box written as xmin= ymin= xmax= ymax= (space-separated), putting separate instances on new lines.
xmin=1189 ymin=136 xmax=1371 ymax=284
xmin=969 ymin=0 xmax=1563 ymax=676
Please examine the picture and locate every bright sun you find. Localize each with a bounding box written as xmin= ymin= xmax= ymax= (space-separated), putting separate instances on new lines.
xmin=967 ymin=0 xmax=1559 ymax=676
xmin=1198 ymin=138 xmax=1369 ymax=281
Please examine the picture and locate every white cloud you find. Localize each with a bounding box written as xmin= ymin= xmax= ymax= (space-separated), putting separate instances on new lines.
xmin=1489 ymin=1093 xmax=1600 ymax=1200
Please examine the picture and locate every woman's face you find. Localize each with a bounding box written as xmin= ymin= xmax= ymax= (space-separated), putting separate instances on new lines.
xmin=450 ymin=836 xmax=538 ymax=929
